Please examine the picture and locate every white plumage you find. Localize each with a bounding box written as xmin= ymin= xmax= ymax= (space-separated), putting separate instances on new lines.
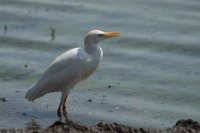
xmin=25 ymin=29 xmax=120 ymax=118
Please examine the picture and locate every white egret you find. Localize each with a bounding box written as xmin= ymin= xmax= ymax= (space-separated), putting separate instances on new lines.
xmin=25 ymin=29 xmax=120 ymax=118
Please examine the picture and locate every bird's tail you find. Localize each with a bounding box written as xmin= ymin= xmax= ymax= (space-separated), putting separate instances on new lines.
xmin=25 ymin=83 xmax=38 ymax=102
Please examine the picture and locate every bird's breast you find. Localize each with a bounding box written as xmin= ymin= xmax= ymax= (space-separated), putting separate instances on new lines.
xmin=77 ymin=46 xmax=103 ymax=81
xmin=79 ymin=58 xmax=100 ymax=80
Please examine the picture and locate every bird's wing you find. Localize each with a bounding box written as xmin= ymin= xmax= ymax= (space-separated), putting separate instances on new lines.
xmin=26 ymin=48 xmax=88 ymax=100
xmin=43 ymin=48 xmax=79 ymax=77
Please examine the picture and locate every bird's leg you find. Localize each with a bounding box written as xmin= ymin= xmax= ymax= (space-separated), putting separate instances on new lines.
xmin=57 ymin=100 xmax=63 ymax=118
xmin=62 ymin=96 xmax=68 ymax=111
xmin=57 ymin=92 xmax=66 ymax=118
xmin=62 ymin=96 xmax=68 ymax=119
xmin=57 ymin=88 xmax=70 ymax=121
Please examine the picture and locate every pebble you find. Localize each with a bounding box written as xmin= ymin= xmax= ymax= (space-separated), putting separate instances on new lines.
xmin=107 ymin=85 xmax=112 ymax=88
xmin=0 ymin=97 xmax=7 ymax=102
xmin=22 ymin=113 xmax=27 ymax=116
xmin=87 ymin=99 xmax=93 ymax=102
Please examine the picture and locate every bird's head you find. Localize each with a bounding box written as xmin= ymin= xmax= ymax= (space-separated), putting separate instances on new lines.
xmin=84 ymin=29 xmax=120 ymax=46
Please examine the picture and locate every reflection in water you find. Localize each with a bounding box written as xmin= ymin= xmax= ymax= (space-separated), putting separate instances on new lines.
xmin=26 ymin=119 xmax=42 ymax=131
xmin=50 ymin=27 xmax=56 ymax=41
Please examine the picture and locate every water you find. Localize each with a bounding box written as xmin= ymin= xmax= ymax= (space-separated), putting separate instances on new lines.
xmin=0 ymin=0 xmax=200 ymax=129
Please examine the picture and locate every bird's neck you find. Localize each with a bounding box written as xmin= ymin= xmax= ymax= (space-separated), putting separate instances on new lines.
xmin=84 ymin=43 xmax=100 ymax=54
xmin=84 ymin=43 xmax=103 ymax=59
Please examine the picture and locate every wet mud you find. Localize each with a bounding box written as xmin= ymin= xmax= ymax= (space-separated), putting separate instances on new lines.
xmin=0 ymin=119 xmax=199 ymax=133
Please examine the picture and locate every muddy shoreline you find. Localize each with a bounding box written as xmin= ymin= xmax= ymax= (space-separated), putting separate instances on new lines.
xmin=0 ymin=119 xmax=200 ymax=133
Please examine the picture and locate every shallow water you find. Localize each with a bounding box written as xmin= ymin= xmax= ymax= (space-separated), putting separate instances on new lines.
xmin=0 ymin=0 xmax=200 ymax=129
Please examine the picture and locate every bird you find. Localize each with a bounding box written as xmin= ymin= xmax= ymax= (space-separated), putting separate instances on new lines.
xmin=25 ymin=29 xmax=120 ymax=119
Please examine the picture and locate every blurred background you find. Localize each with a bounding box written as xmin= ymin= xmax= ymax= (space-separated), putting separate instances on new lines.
xmin=0 ymin=0 xmax=200 ymax=129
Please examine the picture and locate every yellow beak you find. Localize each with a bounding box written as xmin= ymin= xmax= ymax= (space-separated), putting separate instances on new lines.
xmin=103 ymin=32 xmax=120 ymax=38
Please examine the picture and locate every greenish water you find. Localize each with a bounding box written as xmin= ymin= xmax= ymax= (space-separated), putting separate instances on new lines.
xmin=0 ymin=0 xmax=200 ymax=129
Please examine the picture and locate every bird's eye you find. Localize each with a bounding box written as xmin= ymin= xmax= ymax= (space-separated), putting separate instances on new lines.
xmin=97 ymin=34 xmax=104 ymax=37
